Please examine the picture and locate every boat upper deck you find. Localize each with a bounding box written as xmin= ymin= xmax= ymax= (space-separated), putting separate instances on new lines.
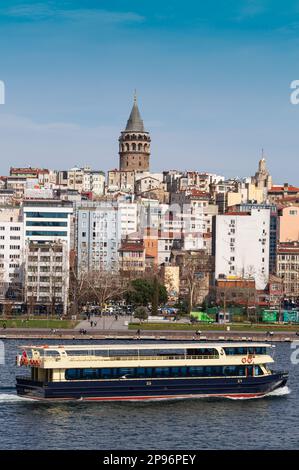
xmin=17 ymin=342 xmax=275 ymax=369
xmin=19 ymin=342 xmax=274 ymax=352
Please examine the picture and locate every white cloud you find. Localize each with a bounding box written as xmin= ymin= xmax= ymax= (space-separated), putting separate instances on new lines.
xmin=0 ymin=4 xmax=145 ymax=24
xmin=233 ymin=0 xmax=267 ymax=22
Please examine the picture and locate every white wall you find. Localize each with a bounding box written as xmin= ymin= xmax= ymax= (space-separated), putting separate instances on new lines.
xmin=215 ymin=208 xmax=270 ymax=290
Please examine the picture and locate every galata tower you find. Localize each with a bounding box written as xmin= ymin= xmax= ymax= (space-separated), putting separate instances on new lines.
xmin=119 ymin=94 xmax=151 ymax=171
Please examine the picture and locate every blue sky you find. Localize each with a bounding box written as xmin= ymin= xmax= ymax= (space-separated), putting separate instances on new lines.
xmin=0 ymin=0 xmax=299 ymax=182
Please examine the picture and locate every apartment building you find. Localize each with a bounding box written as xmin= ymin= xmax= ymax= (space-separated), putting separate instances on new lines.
xmin=22 ymin=200 xmax=73 ymax=314
xmin=214 ymin=208 xmax=270 ymax=290
xmin=0 ymin=207 xmax=24 ymax=301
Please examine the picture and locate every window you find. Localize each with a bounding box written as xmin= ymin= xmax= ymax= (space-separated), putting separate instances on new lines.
xmin=26 ymin=221 xmax=67 ymax=227
xmin=26 ymin=231 xmax=67 ymax=237
xmin=25 ymin=212 xmax=69 ymax=218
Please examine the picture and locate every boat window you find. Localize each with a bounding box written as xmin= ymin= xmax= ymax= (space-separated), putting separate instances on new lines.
xmin=118 ymin=368 xmax=134 ymax=378
xmin=224 ymin=347 xmax=249 ymax=355
xmin=101 ymin=368 xmax=111 ymax=379
xmin=223 ymin=347 xmax=235 ymax=355
xmin=246 ymin=366 xmax=253 ymax=377
xmin=65 ymin=364 xmax=249 ymax=381
xmin=186 ymin=348 xmax=219 ymax=357
xmin=171 ymin=367 xmax=180 ymax=377
xmin=254 ymin=347 xmax=267 ymax=355
xmin=254 ymin=365 xmax=264 ymax=376
xmin=109 ymin=350 xmax=138 ymax=357
xmin=155 ymin=367 xmax=170 ymax=377
xmin=223 ymin=366 xmax=238 ymax=376
xmin=65 ymin=369 xmax=79 ymax=380
xmin=137 ymin=368 xmax=146 ymax=377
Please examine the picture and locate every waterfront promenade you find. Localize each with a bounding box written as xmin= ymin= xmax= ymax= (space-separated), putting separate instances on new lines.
xmin=0 ymin=327 xmax=297 ymax=342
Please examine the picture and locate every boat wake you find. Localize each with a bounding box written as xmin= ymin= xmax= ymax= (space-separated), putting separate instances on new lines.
xmin=0 ymin=393 xmax=34 ymax=403
xmin=226 ymin=385 xmax=291 ymax=400
xmin=266 ymin=385 xmax=291 ymax=397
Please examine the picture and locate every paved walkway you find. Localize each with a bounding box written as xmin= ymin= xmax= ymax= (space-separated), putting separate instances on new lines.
xmin=75 ymin=315 xmax=131 ymax=331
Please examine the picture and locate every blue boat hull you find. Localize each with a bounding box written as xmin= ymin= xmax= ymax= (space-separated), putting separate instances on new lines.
xmin=16 ymin=372 xmax=288 ymax=401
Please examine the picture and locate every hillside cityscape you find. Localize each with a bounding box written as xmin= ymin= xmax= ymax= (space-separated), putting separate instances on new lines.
xmin=0 ymin=95 xmax=298 ymax=323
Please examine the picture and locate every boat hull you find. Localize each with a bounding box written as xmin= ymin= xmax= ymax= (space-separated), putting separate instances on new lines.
xmin=16 ymin=372 xmax=288 ymax=401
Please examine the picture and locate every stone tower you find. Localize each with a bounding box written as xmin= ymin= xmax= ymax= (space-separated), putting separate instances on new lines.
xmin=252 ymin=152 xmax=272 ymax=190
xmin=119 ymin=95 xmax=150 ymax=171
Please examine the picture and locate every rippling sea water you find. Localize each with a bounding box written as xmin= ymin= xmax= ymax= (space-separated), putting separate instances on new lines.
xmin=0 ymin=339 xmax=297 ymax=450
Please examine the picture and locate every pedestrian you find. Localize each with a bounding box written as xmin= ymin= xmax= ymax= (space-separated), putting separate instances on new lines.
xmin=137 ymin=328 xmax=141 ymax=339
xmin=3 ymin=323 xmax=6 ymax=330
xmin=90 ymin=320 xmax=93 ymax=327
xmin=94 ymin=321 xmax=97 ymax=327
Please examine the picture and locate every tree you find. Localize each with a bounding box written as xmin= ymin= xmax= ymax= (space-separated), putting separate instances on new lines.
xmin=134 ymin=306 xmax=148 ymax=323
xmin=69 ymin=267 xmax=130 ymax=318
xmin=151 ymin=275 xmax=159 ymax=315
xmin=85 ymin=270 xmax=129 ymax=309
xmin=126 ymin=278 xmax=168 ymax=307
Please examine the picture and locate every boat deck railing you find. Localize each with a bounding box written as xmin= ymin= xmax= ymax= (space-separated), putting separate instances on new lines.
xmin=44 ymin=354 xmax=220 ymax=363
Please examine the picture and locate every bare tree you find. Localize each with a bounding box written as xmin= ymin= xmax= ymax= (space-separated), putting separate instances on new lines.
xmin=84 ymin=270 xmax=129 ymax=309
xmin=69 ymin=269 xmax=130 ymax=317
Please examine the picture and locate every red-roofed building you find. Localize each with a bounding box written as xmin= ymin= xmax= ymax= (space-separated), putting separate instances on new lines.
xmin=119 ymin=239 xmax=145 ymax=273
xmin=268 ymin=184 xmax=299 ymax=201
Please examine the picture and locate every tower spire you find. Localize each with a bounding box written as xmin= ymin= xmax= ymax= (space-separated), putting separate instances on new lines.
xmin=125 ymin=93 xmax=145 ymax=132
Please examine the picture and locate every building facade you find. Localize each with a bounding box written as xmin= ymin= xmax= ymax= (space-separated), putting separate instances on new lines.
xmin=22 ymin=200 xmax=73 ymax=314
xmin=214 ymin=208 xmax=270 ymax=290
xmin=0 ymin=207 xmax=24 ymax=302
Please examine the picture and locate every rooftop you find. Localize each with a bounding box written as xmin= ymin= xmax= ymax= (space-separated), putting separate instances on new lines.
xmin=124 ymin=95 xmax=146 ymax=133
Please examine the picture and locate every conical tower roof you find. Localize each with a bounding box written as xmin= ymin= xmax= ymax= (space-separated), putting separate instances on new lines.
xmin=125 ymin=94 xmax=145 ymax=132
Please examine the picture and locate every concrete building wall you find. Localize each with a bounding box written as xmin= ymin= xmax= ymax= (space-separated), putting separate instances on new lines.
xmin=279 ymin=206 xmax=299 ymax=242
xmin=0 ymin=207 xmax=24 ymax=300
xmin=77 ymin=204 xmax=118 ymax=273
xmin=215 ymin=208 xmax=270 ymax=290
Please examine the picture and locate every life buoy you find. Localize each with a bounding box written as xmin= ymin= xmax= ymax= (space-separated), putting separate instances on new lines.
xmin=241 ymin=357 xmax=247 ymax=364
xmin=247 ymin=357 xmax=253 ymax=364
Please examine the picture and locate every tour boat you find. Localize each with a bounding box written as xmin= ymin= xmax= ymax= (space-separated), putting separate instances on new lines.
xmin=15 ymin=342 xmax=288 ymax=401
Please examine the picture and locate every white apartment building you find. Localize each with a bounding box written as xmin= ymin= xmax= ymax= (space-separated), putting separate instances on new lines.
xmin=118 ymin=202 xmax=138 ymax=238
xmin=22 ymin=200 xmax=73 ymax=314
xmin=77 ymin=200 xmax=138 ymax=273
xmin=0 ymin=207 xmax=24 ymax=301
xmin=77 ymin=203 xmax=118 ymax=273
xmin=214 ymin=208 xmax=270 ymax=290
